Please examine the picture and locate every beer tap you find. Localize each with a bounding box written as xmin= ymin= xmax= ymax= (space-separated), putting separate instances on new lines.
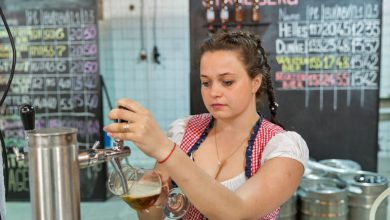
xmin=15 ymin=103 xmax=132 ymax=220
xmin=12 ymin=104 xmax=35 ymax=161
xmin=78 ymin=106 xmax=132 ymax=193
xmin=14 ymin=104 xmax=132 ymax=169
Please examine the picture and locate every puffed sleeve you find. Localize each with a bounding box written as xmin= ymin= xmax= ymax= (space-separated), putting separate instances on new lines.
xmin=166 ymin=116 xmax=192 ymax=145
xmin=261 ymin=131 xmax=309 ymax=170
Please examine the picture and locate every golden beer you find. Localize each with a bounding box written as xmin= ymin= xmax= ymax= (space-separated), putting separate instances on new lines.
xmin=121 ymin=182 xmax=161 ymax=210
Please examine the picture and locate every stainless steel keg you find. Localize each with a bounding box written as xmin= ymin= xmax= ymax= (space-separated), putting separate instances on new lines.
xmin=279 ymin=192 xmax=297 ymax=220
xmin=27 ymin=128 xmax=80 ymax=220
xmin=341 ymin=172 xmax=388 ymax=220
xmin=298 ymin=176 xmax=348 ymax=220
xmin=319 ymin=159 xmax=361 ymax=172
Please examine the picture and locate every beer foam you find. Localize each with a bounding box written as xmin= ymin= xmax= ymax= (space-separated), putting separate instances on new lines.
xmin=128 ymin=183 xmax=161 ymax=198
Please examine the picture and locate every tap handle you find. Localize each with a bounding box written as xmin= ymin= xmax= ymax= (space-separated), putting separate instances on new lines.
xmin=20 ymin=104 xmax=35 ymax=131
xmin=115 ymin=106 xmax=128 ymax=123
xmin=12 ymin=146 xmax=25 ymax=161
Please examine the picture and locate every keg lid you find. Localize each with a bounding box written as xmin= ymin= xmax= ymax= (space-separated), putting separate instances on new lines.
xmin=303 ymin=167 xmax=327 ymax=179
xmin=299 ymin=177 xmax=348 ymax=199
xmin=29 ymin=127 xmax=78 ymax=136
xmin=340 ymin=171 xmax=388 ymax=186
xmin=27 ymin=127 xmax=78 ymax=148
xmin=319 ymin=159 xmax=361 ymax=171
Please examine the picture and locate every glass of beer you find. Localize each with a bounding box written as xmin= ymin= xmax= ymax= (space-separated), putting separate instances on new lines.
xmin=107 ymin=165 xmax=162 ymax=211
xmin=108 ymin=165 xmax=189 ymax=218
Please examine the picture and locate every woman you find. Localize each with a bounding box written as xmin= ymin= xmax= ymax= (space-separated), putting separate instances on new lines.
xmin=104 ymin=30 xmax=309 ymax=220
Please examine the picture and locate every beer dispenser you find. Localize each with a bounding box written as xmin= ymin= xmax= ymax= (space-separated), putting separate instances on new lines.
xmin=14 ymin=104 xmax=131 ymax=220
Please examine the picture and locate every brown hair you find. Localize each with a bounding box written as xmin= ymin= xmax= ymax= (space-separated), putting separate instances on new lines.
xmin=200 ymin=30 xmax=281 ymax=126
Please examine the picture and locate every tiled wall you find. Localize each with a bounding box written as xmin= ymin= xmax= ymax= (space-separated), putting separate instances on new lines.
xmin=379 ymin=0 xmax=390 ymax=152
xmin=381 ymin=0 xmax=390 ymax=98
xmin=99 ymin=0 xmax=190 ymax=168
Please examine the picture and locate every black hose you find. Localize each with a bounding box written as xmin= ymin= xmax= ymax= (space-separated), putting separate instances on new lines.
xmin=0 ymin=6 xmax=17 ymax=199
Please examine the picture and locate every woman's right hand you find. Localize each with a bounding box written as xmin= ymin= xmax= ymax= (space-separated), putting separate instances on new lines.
xmin=104 ymin=98 xmax=173 ymax=161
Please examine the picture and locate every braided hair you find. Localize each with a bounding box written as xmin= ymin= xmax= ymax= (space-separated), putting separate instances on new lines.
xmin=200 ymin=30 xmax=282 ymax=127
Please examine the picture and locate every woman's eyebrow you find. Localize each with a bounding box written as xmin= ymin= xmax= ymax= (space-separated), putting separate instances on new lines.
xmin=201 ymin=72 xmax=234 ymax=78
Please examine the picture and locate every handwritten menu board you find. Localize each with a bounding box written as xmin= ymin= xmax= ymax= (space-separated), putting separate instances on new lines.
xmin=190 ymin=0 xmax=382 ymax=171
xmin=0 ymin=1 xmax=106 ymax=201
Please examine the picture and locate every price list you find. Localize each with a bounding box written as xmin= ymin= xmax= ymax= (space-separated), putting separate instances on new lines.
xmin=0 ymin=6 xmax=103 ymax=199
xmin=274 ymin=3 xmax=381 ymax=108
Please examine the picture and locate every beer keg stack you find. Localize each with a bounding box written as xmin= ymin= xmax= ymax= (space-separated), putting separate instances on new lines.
xmin=278 ymin=159 xmax=389 ymax=220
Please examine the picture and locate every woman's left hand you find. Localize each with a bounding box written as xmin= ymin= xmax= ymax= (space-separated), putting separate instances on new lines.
xmin=103 ymin=98 xmax=172 ymax=160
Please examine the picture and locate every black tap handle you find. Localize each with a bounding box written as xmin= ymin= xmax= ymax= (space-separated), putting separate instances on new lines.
xmin=19 ymin=104 xmax=35 ymax=131
xmin=115 ymin=106 xmax=128 ymax=123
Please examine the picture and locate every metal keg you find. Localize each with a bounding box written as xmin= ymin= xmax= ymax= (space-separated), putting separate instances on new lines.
xmin=278 ymin=192 xmax=297 ymax=220
xmin=298 ymin=176 xmax=348 ymax=220
xmin=304 ymin=166 xmax=327 ymax=179
xmin=319 ymin=159 xmax=361 ymax=172
xmin=27 ymin=128 xmax=80 ymax=220
xmin=340 ymin=172 xmax=388 ymax=220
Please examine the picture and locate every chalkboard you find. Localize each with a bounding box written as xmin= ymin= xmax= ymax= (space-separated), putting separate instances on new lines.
xmin=190 ymin=0 xmax=382 ymax=171
xmin=0 ymin=0 xmax=107 ymax=201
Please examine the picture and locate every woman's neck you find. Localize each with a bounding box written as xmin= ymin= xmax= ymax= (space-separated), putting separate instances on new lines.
xmin=215 ymin=110 xmax=259 ymax=134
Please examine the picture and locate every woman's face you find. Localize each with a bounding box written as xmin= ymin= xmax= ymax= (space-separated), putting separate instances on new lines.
xmin=200 ymin=50 xmax=261 ymax=119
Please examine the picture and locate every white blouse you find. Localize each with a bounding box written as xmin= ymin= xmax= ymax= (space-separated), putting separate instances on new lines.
xmin=166 ymin=116 xmax=309 ymax=191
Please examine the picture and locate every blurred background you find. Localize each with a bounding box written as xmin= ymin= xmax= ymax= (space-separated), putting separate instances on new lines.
xmin=0 ymin=0 xmax=389 ymax=219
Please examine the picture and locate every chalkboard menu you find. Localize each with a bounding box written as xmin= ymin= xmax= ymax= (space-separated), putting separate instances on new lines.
xmin=0 ymin=0 xmax=107 ymax=201
xmin=190 ymin=0 xmax=382 ymax=171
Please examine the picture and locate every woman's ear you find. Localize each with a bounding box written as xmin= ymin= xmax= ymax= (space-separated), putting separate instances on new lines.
xmin=252 ymin=74 xmax=262 ymax=94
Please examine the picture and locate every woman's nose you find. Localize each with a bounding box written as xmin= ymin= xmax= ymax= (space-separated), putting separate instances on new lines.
xmin=209 ymin=84 xmax=222 ymax=97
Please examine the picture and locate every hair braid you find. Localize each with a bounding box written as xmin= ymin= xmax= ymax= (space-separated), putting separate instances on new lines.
xmin=255 ymin=38 xmax=283 ymax=127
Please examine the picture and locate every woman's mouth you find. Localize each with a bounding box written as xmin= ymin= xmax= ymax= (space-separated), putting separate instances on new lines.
xmin=211 ymin=103 xmax=226 ymax=110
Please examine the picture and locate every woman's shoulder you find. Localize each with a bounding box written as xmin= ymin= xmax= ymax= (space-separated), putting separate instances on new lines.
xmin=260 ymin=119 xmax=285 ymax=134
xmin=166 ymin=113 xmax=211 ymax=144
xmin=261 ymin=131 xmax=309 ymax=169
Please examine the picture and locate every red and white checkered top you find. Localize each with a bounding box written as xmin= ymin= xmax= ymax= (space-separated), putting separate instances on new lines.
xmin=178 ymin=113 xmax=284 ymax=220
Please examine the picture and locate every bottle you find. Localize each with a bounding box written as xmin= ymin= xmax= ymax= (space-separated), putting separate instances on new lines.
xmin=252 ymin=0 xmax=261 ymax=23
xmin=234 ymin=0 xmax=244 ymax=29
xmin=206 ymin=0 xmax=216 ymax=31
xmin=220 ymin=0 xmax=230 ymax=29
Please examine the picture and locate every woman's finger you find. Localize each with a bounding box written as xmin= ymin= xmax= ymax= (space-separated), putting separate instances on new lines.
xmin=116 ymin=98 xmax=145 ymax=113
xmin=106 ymin=131 xmax=135 ymax=141
xmin=107 ymin=108 xmax=138 ymax=122
xmin=104 ymin=122 xmax=133 ymax=133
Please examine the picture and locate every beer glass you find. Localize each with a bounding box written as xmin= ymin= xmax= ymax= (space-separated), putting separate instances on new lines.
xmin=107 ymin=165 xmax=189 ymax=218
xmin=107 ymin=165 xmax=162 ymax=211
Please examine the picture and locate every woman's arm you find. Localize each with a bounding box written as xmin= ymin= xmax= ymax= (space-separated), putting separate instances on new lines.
xmin=104 ymin=98 xmax=306 ymax=219
xmin=159 ymin=143 xmax=304 ymax=220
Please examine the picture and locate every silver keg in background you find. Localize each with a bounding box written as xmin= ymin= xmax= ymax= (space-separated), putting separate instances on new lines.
xmin=298 ymin=176 xmax=348 ymax=220
xmin=319 ymin=159 xmax=362 ymax=172
xmin=340 ymin=172 xmax=388 ymax=220
xmin=27 ymin=128 xmax=80 ymax=220
xmin=278 ymin=192 xmax=297 ymax=220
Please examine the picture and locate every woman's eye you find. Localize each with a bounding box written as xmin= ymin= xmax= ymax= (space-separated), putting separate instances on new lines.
xmin=222 ymin=80 xmax=233 ymax=86
xmin=201 ymin=81 xmax=210 ymax=87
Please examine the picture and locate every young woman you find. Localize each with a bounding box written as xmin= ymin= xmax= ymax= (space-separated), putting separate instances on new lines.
xmin=104 ymin=30 xmax=309 ymax=220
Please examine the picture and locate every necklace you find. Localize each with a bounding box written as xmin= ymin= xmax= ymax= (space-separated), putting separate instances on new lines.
xmin=214 ymin=122 xmax=249 ymax=179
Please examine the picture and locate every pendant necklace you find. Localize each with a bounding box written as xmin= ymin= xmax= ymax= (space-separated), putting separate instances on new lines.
xmin=214 ymin=122 xmax=249 ymax=179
